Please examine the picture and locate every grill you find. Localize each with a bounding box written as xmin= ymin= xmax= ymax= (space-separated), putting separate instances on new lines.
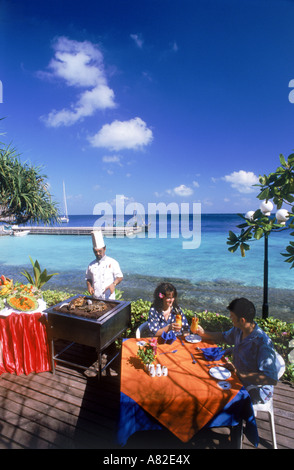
xmin=45 ymin=295 xmax=131 ymax=377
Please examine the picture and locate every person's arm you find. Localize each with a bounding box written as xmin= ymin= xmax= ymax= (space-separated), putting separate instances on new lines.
xmin=154 ymin=323 xmax=172 ymax=337
xmin=196 ymin=325 xmax=225 ymax=344
xmin=226 ymin=363 xmax=278 ymax=386
xmin=86 ymin=279 xmax=94 ymax=296
xmin=104 ymin=276 xmax=123 ymax=295
xmin=154 ymin=321 xmax=182 ymax=337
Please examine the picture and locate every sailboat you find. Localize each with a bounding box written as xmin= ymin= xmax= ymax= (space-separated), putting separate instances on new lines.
xmin=59 ymin=181 xmax=69 ymax=223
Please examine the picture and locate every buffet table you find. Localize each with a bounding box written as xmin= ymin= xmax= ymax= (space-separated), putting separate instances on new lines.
xmin=118 ymin=337 xmax=258 ymax=447
xmin=0 ymin=300 xmax=52 ymax=376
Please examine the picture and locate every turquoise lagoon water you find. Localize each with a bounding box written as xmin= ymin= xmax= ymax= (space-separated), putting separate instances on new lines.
xmin=0 ymin=214 xmax=293 ymax=320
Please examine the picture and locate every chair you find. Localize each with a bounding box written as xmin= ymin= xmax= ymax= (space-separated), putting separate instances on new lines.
xmin=135 ymin=321 xmax=149 ymax=338
xmin=245 ymin=352 xmax=285 ymax=449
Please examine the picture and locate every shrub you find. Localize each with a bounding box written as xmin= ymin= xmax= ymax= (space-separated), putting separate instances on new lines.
xmin=42 ymin=289 xmax=71 ymax=306
xmin=41 ymin=290 xmax=294 ymax=383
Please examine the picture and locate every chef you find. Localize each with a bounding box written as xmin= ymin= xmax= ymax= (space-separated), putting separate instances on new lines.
xmin=86 ymin=230 xmax=123 ymax=300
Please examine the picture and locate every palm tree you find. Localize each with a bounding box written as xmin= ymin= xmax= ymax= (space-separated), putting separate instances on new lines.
xmin=0 ymin=144 xmax=59 ymax=225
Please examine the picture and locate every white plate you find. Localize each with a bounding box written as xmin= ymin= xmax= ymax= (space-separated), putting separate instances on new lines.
xmin=217 ymin=381 xmax=231 ymax=390
xmin=185 ymin=334 xmax=202 ymax=343
xmin=209 ymin=366 xmax=231 ymax=380
xmin=0 ymin=299 xmax=47 ymax=317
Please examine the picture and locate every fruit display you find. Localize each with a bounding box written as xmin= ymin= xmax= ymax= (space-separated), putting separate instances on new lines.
xmin=0 ymin=274 xmax=42 ymax=312
xmin=0 ymin=275 xmax=13 ymax=296
xmin=7 ymin=294 xmax=39 ymax=312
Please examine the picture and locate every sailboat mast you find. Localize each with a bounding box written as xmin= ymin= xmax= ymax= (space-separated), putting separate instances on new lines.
xmin=63 ymin=181 xmax=68 ymax=218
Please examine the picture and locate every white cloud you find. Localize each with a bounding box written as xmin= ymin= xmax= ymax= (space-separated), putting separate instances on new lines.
xmin=192 ymin=180 xmax=199 ymax=188
xmin=173 ymin=184 xmax=194 ymax=197
xmin=109 ymin=194 xmax=134 ymax=206
xmin=223 ymin=170 xmax=259 ymax=193
xmin=130 ymin=33 xmax=143 ymax=48
xmin=89 ymin=117 xmax=153 ymax=151
xmin=102 ymin=155 xmax=122 ymax=164
xmin=40 ymin=37 xmax=116 ymax=127
xmin=171 ymin=41 xmax=179 ymax=52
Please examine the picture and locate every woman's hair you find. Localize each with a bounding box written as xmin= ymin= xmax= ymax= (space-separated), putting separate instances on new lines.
xmin=152 ymin=282 xmax=178 ymax=311
xmin=227 ymin=297 xmax=256 ymax=322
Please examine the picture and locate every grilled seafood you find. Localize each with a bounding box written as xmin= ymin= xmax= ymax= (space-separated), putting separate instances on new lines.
xmin=66 ymin=296 xmax=108 ymax=313
xmin=68 ymin=296 xmax=85 ymax=310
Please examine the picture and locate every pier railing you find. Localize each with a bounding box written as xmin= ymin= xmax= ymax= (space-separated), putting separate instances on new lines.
xmin=10 ymin=225 xmax=146 ymax=236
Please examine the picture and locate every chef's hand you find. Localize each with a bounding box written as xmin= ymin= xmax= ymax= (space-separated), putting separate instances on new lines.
xmin=104 ymin=283 xmax=116 ymax=295
xmin=87 ymin=284 xmax=94 ymax=296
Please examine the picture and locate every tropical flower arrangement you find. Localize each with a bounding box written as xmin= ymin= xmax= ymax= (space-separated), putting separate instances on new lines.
xmin=137 ymin=338 xmax=158 ymax=365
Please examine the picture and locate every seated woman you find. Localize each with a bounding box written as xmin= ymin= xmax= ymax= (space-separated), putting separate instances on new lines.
xmin=147 ymin=282 xmax=189 ymax=337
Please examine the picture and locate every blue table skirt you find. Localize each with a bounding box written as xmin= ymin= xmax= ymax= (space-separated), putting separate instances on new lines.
xmin=117 ymin=387 xmax=258 ymax=447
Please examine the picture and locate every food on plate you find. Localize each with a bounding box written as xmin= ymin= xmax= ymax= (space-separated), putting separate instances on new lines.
xmin=7 ymin=294 xmax=39 ymax=312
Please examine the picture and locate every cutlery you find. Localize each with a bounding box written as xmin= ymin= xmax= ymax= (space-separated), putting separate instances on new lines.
xmin=159 ymin=349 xmax=177 ymax=355
xmin=190 ymin=352 xmax=197 ymax=364
xmin=205 ymin=363 xmax=227 ymax=368
xmin=179 ymin=338 xmax=196 ymax=363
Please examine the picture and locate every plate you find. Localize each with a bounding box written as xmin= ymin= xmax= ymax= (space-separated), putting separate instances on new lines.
xmin=7 ymin=294 xmax=39 ymax=312
xmin=185 ymin=334 xmax=201 ymax=343
xmin=217 ymin=381 xmax=231 ymax=390
xmin=209 ymin=366 xmax=231 ymax=380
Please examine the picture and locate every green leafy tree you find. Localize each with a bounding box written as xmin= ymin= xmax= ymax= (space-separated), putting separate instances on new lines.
xmin=227 ymin=152 xmax=294 ymax=267
xmin=0 ymin=144 xmax=59 ymax=224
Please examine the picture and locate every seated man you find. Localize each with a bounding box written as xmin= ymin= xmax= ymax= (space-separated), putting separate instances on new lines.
xmin=197 ymin=297 xmax=278 ymax=404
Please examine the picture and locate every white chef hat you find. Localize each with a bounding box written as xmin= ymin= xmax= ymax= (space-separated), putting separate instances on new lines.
xmin=91 ymin=230 xmax=105 ymax=249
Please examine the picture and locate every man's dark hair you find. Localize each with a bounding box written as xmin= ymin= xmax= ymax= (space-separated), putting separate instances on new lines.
xmin=227 ymin=297 xmax=256 ymax=322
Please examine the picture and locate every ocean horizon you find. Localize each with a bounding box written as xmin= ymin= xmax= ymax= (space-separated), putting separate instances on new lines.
xmin=1 ymin=213 xmax=293 ymax=321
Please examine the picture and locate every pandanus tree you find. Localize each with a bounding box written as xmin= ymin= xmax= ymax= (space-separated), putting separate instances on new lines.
xmin=0 ymin=144 xmax=59 ymax=225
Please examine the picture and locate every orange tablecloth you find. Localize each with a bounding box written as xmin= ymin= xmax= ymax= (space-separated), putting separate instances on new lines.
xmin=120 ymin=337 xmax=245 ymax=443
xmin=0 ymin=312 xmax=52 ymax=376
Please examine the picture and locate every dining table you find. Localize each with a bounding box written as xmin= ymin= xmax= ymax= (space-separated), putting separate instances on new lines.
xmin=117 ymin=336 xmax=259 ymax=448
xmin=0 ymin=299 xmax=52 ymax=376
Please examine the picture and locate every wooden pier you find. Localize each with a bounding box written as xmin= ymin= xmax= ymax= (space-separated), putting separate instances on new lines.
xmin=10 ymin=225 xmax=149 ymax=237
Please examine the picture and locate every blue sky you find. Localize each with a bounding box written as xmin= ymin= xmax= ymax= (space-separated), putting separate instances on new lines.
xmin=1 ymin=0 xmax=294 ymax=215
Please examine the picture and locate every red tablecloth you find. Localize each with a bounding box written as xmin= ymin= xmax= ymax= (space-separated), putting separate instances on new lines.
xmin=0 ymin=312 xmax=52 ymax=376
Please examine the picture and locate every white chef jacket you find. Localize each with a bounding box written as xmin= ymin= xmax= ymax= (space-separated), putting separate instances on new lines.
xmin=85 ymin=255 xmax=123 ymax=300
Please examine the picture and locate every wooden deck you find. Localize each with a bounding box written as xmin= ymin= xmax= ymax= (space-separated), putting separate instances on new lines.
xmin=0 ymin=341 xmax=293 ymax=451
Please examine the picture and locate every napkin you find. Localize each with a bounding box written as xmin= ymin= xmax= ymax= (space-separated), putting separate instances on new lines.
xmin=200 ymin=347 xmax=228 ymax=361
xmin=161 ymin=330 xmax=177 ymax=344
